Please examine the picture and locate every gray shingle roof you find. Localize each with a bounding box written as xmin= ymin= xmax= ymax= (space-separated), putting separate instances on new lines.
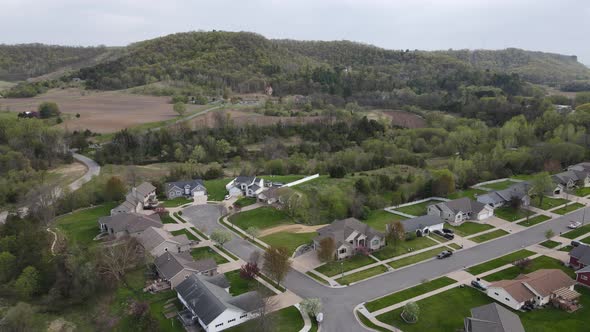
xmin=154 ymin=252 xmax=216 ymax=280
xmin=434 ymin=197 xmax=487 ymax=215
xmin=138 ymin=226 xmax=169 ymax=251
xmin=315 ymin=218 xmax=383 ymax=248
xmin=464 ymin=303 xmax=525 ymax=332
xmin=165 ymin=179 xmax=206 ymax=193
xmin=570 ymin=244 xmax=590 ymax=266
xmin=477 ymin=182 xmax=530 ymax=206
xmin=400 ymin=215 xmax=444 ymax=233
xmin=98 ymin=213 xmax=162 ymax=234
xmin=136 ymin=182 xmax=156 ymax=197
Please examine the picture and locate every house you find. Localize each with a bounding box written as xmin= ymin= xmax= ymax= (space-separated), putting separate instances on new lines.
xmin=225 ymin=176 xmax=265 ymax=198
xmin=165 ymin=179 xmax=207 ymax=202
xmin=137 ymin=226 xmax=192 ymax=257
xmin=575 ymin=266 xmax=590 ymax=287
xmin=154 ymin=251 xmax=218 ymax=288
xmin=256 ymin=187 xmax=284 ymax=205
xmin=568 ymin=244 xmax=590 ymax=269
xmin=98 ymin=213 xmax=162 ymax=238
xmin=398 ymin=215 xmax=444 ymax=237
xmin=313 ymin=218 xmax=385 ymax=260
xmin=427 ymin=198 xmax=493 ymax=225
xmin=464 ymin=303 xmax=525 ymax=332
xmin=111 ymin=182 xmax=158 ymax=215
xmin=476 ymin=182 xmax=531 ymax=209
xmin=176 ymin=274 xmax=263 ymax=331
xmin=550 ymin=163 xmax=590 ymax=195
xmin=486 ymin=269 xmax=578 ymax=310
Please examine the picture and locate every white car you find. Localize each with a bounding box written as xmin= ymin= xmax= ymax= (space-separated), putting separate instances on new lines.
xmin=568 ymin=221 xmax=582 ymax=229
xmin=224 ymin=195 xmax=231 ymax=200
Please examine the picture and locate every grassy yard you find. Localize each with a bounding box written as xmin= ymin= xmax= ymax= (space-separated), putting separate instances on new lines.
xmin=54 ymin=202 xmax=117 ymax=246
xmin=389 ymin=247 xmax=450 ymax=269
xmin=372 ymin=237 xmax=438 ymax=260
xmin=575 ymin=187 xmax=590 ymax=197
xmin=394 ymin=199 xmax=443 ymax=216
xmin=447 ymin=188 xmax=486 ymax=200
xmin=560 ymin=245 xmax=573 ymax=252
xmin=444 ymin=222 xmax=495 ymax=237
xmin=234 ymin=196 xmax=257 ymax=208
xmin=582 ymin=236 xmax=590 ymax=245
xmin=224 ymin=270 xmax=272 ymax=296
xmin=161 ymin=197 xmax=192 ymax=207
xmin=160 ymin=212 xmax=177 ymax=224
xmin=493 ymin=206 xmax=533 ymax=222
xmin=357 ymin=310 xmax=389 ymax=332
xmin=448 ymin=243 xmax=462 ymax=250
xmin=517 ymin=214 xmax=551 ymax=227
xmin=482 ymin=255 xmax=575 ymax=282
xmin=562 ymin=223 xmax=590 ymax=239
xmin=539 ymin=240 xmax=561 ymax=248
xmin=259 ymin=175 xmax=305 ymax=184
xmin=203 ymin=178 xmax=232 ymax=201
xmin=190 ymin=247 xmax=229 ymax=264
xmin=260 ymin=231 xmax=316 ymax=254
xmin=469 ymin=229 xmax=509 ymax=243
xmin=365 ymin=277 xmax=455 ymax=312
xmin=363 ymin=210 xmax=402 ymax=232
xmin=553 ymin=202 xmax=584 ymax=215
xmin=336 ymin=265 xmax=388 ymax=285
xmin=228 ymin=207 xmax=293 ymax=230
xmin=483 ymin=180 xmax=518 ymax=190
xmin=225 ymin=306 xmax=304 ymax=332
xmin=316 ymin=255 xmax=377 ymax=277
xmin=170 ymin=228 xmax=198 ymax=241
xmin=466 ymin=249 xmax=535 ymax=275
xmin=531 ymin=196 xmax=570 ymax=210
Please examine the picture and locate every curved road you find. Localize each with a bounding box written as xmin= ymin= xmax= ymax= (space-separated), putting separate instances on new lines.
xmin=199 ymin=206 xmax=589 ymax=332
xmin=70 ymin=153 xmax=101 ymax=191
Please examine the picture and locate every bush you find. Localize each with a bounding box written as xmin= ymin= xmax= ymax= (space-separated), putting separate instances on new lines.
xmin=328 ymin=165 xmax=347 ymax=178
xmin=401 ymin=302 xmax=420 ymax=323
xmin=38 ymin=102 xmax=60 ymax=119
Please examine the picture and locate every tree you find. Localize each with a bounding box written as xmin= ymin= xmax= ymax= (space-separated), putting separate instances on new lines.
xmin=246 ymin=227 xmax=260 ymax=240
xmin=105 ymin=176 xmax=126 ymax=202
xmin=401 ymin=302 xmax=420 ymax=323
xmin=262 ymin=246 xmax=291 ymax=287
xmin=211 ymin=229 xmax=232 ymax=247
xmin=97 ymin=237 xmax=144 ymax=283
xmin=300 ymin=298 xmax=322 ymax=318
xmin=173 ymin=102 xmax=186 ymax=116
xmin=15 ymin=266 xmax=40 ymax=299
xmin=530 ymin=172 xmax=554 ymax=207
xmin=317 ymin=237 xmax=335 ymax=262
xmin=0 ymin=251 xmax=16 ymax=283
xmin=545 ymin=229 xmax=555 ymax=240
xmin=328 ymin=165 xmax=346 ymax=178
xmin=38 ymin=101 xmax=60 ymax=118
xmin=387 ymin=220 xmax=406 ymax=248
xmin=239 ymin=261 xmax=259 ymax=280
xmin=1 ymin=302 xmax=36 ymax=332
xmin=190 ymin=145 xmax=206 ymax=163
xmin=514 ymin=258 xmax=532 ymax=271
xmin=431 ymin=169 xmax=455 ymax=196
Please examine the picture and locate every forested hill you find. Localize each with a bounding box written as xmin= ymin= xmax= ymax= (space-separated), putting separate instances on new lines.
xmin=0 ymin=44 xmax=118 ymax=81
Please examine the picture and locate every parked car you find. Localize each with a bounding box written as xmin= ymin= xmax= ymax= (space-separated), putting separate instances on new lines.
xmin=442 ymin=228 xmax=454 ymax=235
xmin=442 ymin=232 xmax=454 ymax=240
xmin=568 ymin=221 xmax=582 ymax=229
xmin=224 ymin=195 xmax=231 ymax=200
xmin=433 ymin=230 xmax=445 ymax=237
xmin=471 ymin=279 xmax=487 ymax=291
xmin=437 ymin=250 xmax=453 ymax=259
xmin=571 ymin=240 xmax=581 ymax=247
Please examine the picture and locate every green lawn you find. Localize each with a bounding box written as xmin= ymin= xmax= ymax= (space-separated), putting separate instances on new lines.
xmin=170 ymin=229 xmax=199 ymax=241
xmin=316 ymin=255 xmax=377 ymax=277
xmin=228 ymin=207 xmax=293 ymax=230
xmin=225 ymin=306 xmax=304 ymax=332
xmin=444 ymin=222 xmax=495 ymax=237
xmin=493 ymin=206 xmax=533 ymax=222
xmin=394 ymin=199 xmax=444 ymax=216
xmin=356 ymin=310 xmax=389 ymax=332
xmin=190 ymin=246 xmax=229 ymax=264
xmin=466 ymin=249 xmax=535 ymax=275
xmin=389 ymin=247 xmax=451 ymax=269
xmin=306 ymin=271 xmax=330 ymax=285
xmin=203 ymin=178 xmax=232 ymax=201
xmin=482 ymin=255 xmax=575 ymax=282
xmin=161 ymin=197 xmax=192 ymax=207
xmin=54 ymin=202 xmax=117 ymax=246
xmin=373 ymin=237 xmax=438 ymax=260
xmin=517 ymin=214 xmax=551 ymax=227
xmin=224 ymin=270 xmax=272 ymax=296
xmin=539 ymin=240 xmax=561 ymax=249
xmin=336 ymin=265 xmax=388 ymax=285
xmin=582 ymin=236 xmax=590 ymax=244
xmin=365 ymin=277 xmax=455 ymax=312
xmin=553 ymin=202 xmax=584 ymax=215
xmin=260 ymin=231 xmax=316 ymax=255
xmin=160 ymin=212 xmax=177 ymax=224
xmin=531 ymin=196 xmax=570 ymax=210
xmin=575 ymin=187 xmax=590 ymax=197
xmin=259 ymin=175 xmax=305 ymax=184
xmin=447 ymin=188 xmax=486 ymax=200
xmin=363 ymin=210 xmax=402 ymax=232
xmin=469 ymin=229 xmax=509 ymax=243
xmin=560 ymin=245 xmax=573 ymax=252
xmin=234 ymin=196 xmax=257 ymax=208
xmin=562 ymin=223 xmax=590 ymax=239
xmin=482 ymin=180 xmax=518 ymax=190
xmin=448 ymin=243 xmax=462 ymax=250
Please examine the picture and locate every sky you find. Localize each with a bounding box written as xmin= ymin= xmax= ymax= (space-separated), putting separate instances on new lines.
xmin=1 ymin=0 xmax=589 ymax=65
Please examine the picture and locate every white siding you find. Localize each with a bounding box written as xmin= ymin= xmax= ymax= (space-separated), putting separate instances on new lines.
xmin=486 ymin=287 xmax=525 ymax=310
xmin=207 ymin=308 xmax=258 ymax=332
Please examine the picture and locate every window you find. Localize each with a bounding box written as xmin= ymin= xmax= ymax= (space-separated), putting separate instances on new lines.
xmin=240 ymin=315 xmax=247 ymax=319
xmin=372 ymin=239 xmax=379 ymax=245
xmin=339 ymin=248 xmax=347 ymax=254
xmin=581 ymin=275 xmax=588 ymax=281
xmin=505 ymin=298 xmax=510 ymax=301
xmin=215 ymin=323 xmax=224 ymax=327
xmin=228 ymin=319 xmax=236 ymax=323
xmin=494 ymin=292 xmax=499 ymax=296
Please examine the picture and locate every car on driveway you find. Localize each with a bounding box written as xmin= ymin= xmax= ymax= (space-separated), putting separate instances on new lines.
xmin=471 ymin=278 xmax=487 ymax=291
xmin=437 ymin=250 xmax=453 ymax=259
xmin=442 ymin=228 xmax=454 ymax=235
xmin=433 ymin=230 xmax=455 ymax=240
xmin=569 ymin=221 xmax=582 ymax=229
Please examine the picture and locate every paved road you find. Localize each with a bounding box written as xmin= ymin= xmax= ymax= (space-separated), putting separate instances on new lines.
xmin=69 ymin=153 xmax=101 ymax=191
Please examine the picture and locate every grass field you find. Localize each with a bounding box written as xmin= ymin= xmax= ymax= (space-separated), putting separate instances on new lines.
xmin=482 ymin=180 xmax=518 ymax=190
xmin=260 ymin=231 xmax=316 ymax=254
xmin=203 ymin=178 xmax=232 ymax=201
xmin=531 ymin=196 xmax=570 ymax=210
xmin=539 ymin=240 xmax=561 ymax=248
xmin=259 ymin=175 xmax=305 ymax=184
xmin=562 ymin=224 xmax=590 ymax=239
xmin=228 ymin=207 xmax=293 ymax=230
xmin=160 ymin=212 xmax=177 ymax=224
xmin=482 ymin=255 xmax=575 ymax=282
xmin=363 ymin=210 xmax=402 ymax=232
xmin=394 ymin=199 xmax=443 ymax=216
xmin=190 ymin=247 xmax=229 ymax=264
xmin=225 ymin=306 xmax=304 ymax=332
xmin=336 ymin=265 xmax=388 ymax=285
xmin=365 ymin=277 xmax=455 ymax=312
xmin=444 ymin=222 xmax=495 ymax=237
xmin=161 ymin=197 xmax=192 ymax=207
xmin=54 ymin=203 xmax=117 ymax=246
xmin=575 ymin=187 xmax=590 ymax=197
xmin=517 ymin=214 xmax=551 ymax=227
xmin=493 ymin=206 xmax=533 ymax=221
xmin=553 ymin=202 xmax=584 ymax=215
xmin=466 ymin=249 xmax=535 ymax=275
xmin=171 ymin=229 xmax=198 ymax=241
xmin=234 ymin=196 xmax=257 ymax=208
xmin=389 ymin=247 xmax=451 ymax=269
xmin=469 ymin=229 xmax=509 ymax=243
xmin=447 ymin=188 xmax=486 ymax=200
xmin=316 ymin=255 xmax=377 ymax=277
xmin=224 ymin=270 xmax=271 ymax=296
xmin=373 ymin=237 xmax=438 ymax=260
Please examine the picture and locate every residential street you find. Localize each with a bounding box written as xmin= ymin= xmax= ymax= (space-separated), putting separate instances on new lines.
xmin=69 ymin=153 xmax=101 ymax=191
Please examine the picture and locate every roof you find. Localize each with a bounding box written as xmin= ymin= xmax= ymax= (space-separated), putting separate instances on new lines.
xmin=400 ymin=215 xmax=444 ymax=233
xmin=569 ymin=244 xmax=590 ymax=266
xmin=464 ymin=303 xmax=525 ymax=332
xmin=315 ymin=218 xmax=383 ymax=248
xmin=137 ymin=227 xmax=170 ymax=251
xmin=176 ymin=274 xmax=263 ymax=325
xmin=489 ymin=269 xmax=576 ymax=302
xmin=165 ymin=179 xmax=206 ymax=192
xmin=154 ymin=252 xmax=216 ymax=280
xmin=98 ymin=213 xmax=162 ymax=234
xmin=259 ymin=187 xmax=282 ymax=200
xmin=136 ymin=182 xmax=156 ymax=197
xmin=235 ymin=176 xmax=256 ymax=185
xmin=575 ymin=265 xmax=590 ymax=274
xmin=477 ymin=182 xmax=530 ymax=205
xmin=432 ymin=197 xmax=487 ymax=215
xmin=113 ymin=182 xmax=157 ymax=213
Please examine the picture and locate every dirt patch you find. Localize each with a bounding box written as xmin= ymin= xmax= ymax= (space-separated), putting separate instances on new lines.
xmin=0 ymin=88 xmax=206 ymax=133
xmin=378 ymin=110 xmax=426 ymax=128
xmin=190 ymin=109 xmax=328 ymax=128
xmin=259 ymin=224 xmax=327 ymax=237
xmin=48 ymin=318 xmax=76 ymax=332
xmin=47 ymin=162 xmax=87 ymax=188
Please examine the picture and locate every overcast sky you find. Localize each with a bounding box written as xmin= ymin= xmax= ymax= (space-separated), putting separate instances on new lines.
xmin=1 ymin=0 xmax=589 ymax=65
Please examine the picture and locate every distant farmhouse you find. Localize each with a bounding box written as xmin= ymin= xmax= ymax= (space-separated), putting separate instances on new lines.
xmin=313 ymin=218 xmax=385 ymax=260
xmin=165 ymin=179 xmax=207 ymax=203
xmin=111 ymin=182 xmax=158 ymax=215
xmin=427 ymin=197 xmax=493 ymax=225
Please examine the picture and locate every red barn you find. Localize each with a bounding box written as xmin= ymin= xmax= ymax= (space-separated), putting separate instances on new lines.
xmin=569 ymin=244 xmax=590 ymax=269
xmin=575 ymin=266 xmax=590 ymax=287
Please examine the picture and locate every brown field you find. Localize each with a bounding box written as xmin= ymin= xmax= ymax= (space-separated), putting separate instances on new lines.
xmin=0 ymin=88 xmax=206 ymax=133
xmin=377 ymin=110 xmax=426 ymax=128
xmin=189 ymin=109 xmax=328 ymax=128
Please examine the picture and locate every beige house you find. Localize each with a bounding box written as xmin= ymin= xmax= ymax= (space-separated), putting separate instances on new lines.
xmin=154 ymin=252 xmax=218 ymax=288
xmin=137 ymin=226 xmax=192 ymax=257
xmin=111 ymin=182 xmax=158 ymax=215
xmin=313 ymin=218 xmax=385 ymax=260
xmin=98 ymin=213 xmax=162 ymax=238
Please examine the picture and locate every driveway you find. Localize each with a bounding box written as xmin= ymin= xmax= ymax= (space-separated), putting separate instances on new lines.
xmin=181 ymin=204 xmax=225 ymax=235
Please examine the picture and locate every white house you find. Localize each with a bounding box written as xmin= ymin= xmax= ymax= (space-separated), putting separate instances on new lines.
xmin=398 ymin=215 xmax=444 ymax=237
xmin=313 ymin=218 xmax=385 ymax=260
xmin=225 ymin=176 xmax=265 ymax=198
xmin=427 ymin=197 xmax=493 ymax=225
xmin=137 ymin=226 xmax=192 ymax=257
xmin=486 ymin=269 xmax=578 ymax=310
xmin=165 ymin=179 xmax=207 ymax=203
xmin=111 ymin=182 xmax=158 ymax=215
xmin=176 ymin=274 xmax=263 ymax=331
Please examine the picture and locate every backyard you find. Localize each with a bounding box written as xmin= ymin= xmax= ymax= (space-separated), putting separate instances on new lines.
xmin=365 ymin=277 xmax=456 ymax=312
xmin=363 ymin=210 xmax=402 ymax=232
xmin=225 ymin=306 xmax=304 ymax=332
xmin=481 ymin=180 xmax=518 ymax=190
xmin=234 ymin=196 xmax=257 ymax=208
xmin=444 ymin=222 xmax=495 ymax=237
xmin=531 ymin=196 xmax=570 ymax=210
xmin=466 ymin=249 xmax=535 ymax=275
xmin=259 ymin=175 xmax=305 ymax=184
xmin=447 ymin=188 xmax=486 ymax=200
xmin=394 ymin=199 xmax=444 ymax=216
xmin=260 ymin=231 xmax=316 ymax=254
xmin=190 ymin=247 xmax=229 ymax=264
xmin=228 ymin=206 xmax=293 ymax=230
xmin=481 ymin=255 xmax=575 ymax=282
xmin=203 ymin=178 xmax=232 ymax=201
xmin=54 ymin=202 xmax=117 ymax=246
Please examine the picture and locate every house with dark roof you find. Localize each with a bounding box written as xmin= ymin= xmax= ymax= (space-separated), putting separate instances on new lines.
xmin=477 ymin=182 xmax=531 ymax=209
xmin=399 ymin=215 xmax=444 ymax=237
xmin=225 ymin=176 xmax=265 ymax=198
xmin=137 ymin=226 xmax=192 ymax=257
xmin=486 ymin=269 xmax=578 ymax=310
xmin=256 ymin=187 xmax=285 ymax=205
xmin=313 ymin=218 xmax=385 ymax=260
xmin=464 ymin=303 xmax=525 ymax=332
xmin=111 ymin=182 xmax=158 ymax=215
xmin=427 ymin=197 xmax=493 ymax=225
xmin=98 ymin=213 xmax=162 ymax=238
xmin=575 ymin=265 xmax=590 ymax=287
xmin=164 ymin=179 xmax=207 ymax=201
xmin=569 ymin=243 xmax=590 ymax=270
xmin=176 ymin=274 xmax=263 ymax=331
xmin=154 ymin=251 xmax=217 ymax=288
xmin=551 ymin=162 xmax=590 ymax=195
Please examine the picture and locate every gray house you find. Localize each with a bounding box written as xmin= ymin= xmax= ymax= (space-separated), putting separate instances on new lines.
xmin=154 ymin=251 xmax=217 ymax=288
xmin=111 ymin=182 xmax=158 ymax=215
xmin=551 ymin=163 xmax=590 ymax=195
xmin=476 ymin=182 xmax=531 ymax=209
xmin=464 ymin=303 xmax=525 ymax=332
xmin=98 ymin=213 xmax=162 ymax=238
xmin=427 ymin=197 xmax=493 ymax=225
xmin=399 ymin=215 xmax=444 ymax=237
xmin=165 ymin=179 xmax=207 ymax=200
xmin=313 ymin=218 xmax=385 ymax=260
xmin=137 ymin=226 xmax=192 ymax=257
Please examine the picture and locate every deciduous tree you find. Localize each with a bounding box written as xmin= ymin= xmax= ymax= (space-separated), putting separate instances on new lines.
xmin=211 ymin=229 xmax=232 ymax=247
xmin=173 ymin=102 xmax=186 ymax=116
xmin=262 ymin=246 xmax=291 ymax=287
xmin=317 ymin=237 xmax=335 ymax=262
xmin=530 ymin=172 xmax=554 ymax=207
xmin=15 ymin=266 xmax=40 ymax=299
